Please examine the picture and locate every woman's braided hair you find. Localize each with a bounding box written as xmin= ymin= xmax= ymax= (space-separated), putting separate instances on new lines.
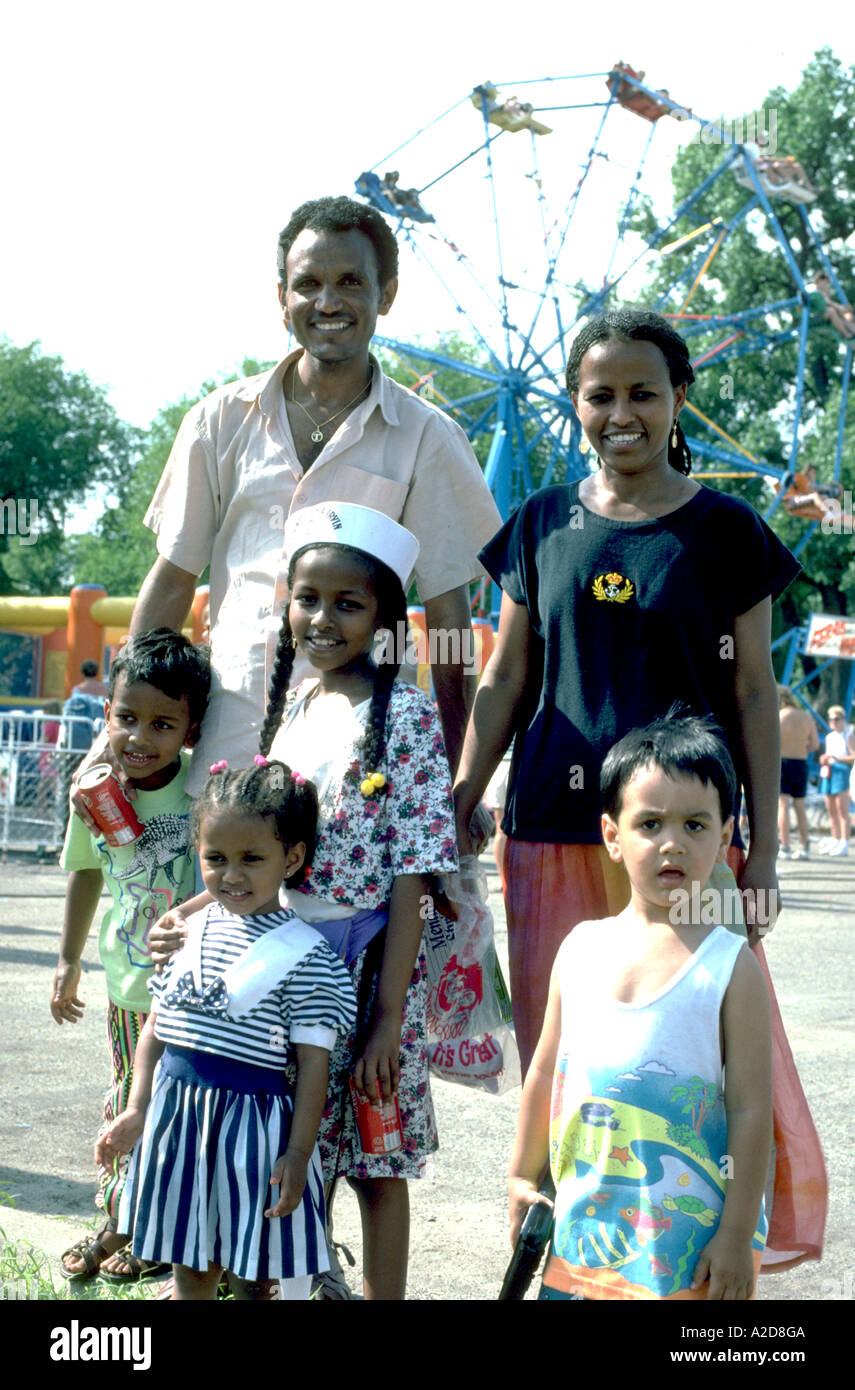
xmin=192 ymin=760 xmax=318 ymax=888
xmin=565 ymin=307 xmax=696 ymax=475
xmin=258 ymin=543 xmax=409 ymax=777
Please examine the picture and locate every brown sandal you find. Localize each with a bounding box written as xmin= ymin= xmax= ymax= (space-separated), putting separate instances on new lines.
xmin=98 ymin=1244 xmax=171 ymax=1283
xmin=59 ymin=1219 xmax=118 ymax=1281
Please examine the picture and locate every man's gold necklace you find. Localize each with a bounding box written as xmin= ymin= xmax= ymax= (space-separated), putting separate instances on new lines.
xmin=290 ymin=365 xmax=373 ymax=444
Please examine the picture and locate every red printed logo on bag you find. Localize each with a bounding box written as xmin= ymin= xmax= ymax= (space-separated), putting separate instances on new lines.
xmin=426 ymin=955 xmax=483 ymax=1039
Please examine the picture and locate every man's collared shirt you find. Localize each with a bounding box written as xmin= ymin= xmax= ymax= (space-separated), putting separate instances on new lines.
xmin=144 ymin=350 xmax=502 ymax=793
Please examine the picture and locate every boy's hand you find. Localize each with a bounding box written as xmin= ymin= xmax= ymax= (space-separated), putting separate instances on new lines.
xmin=150 ymin=908 xmax=189 ymax=971
xmin=51 ymin=960 xmax=85 ymax=1025
xmin=691 ymin=1229 xmax=756 ymax=1300
xmin=352 ymin=1016 xmax=402 ymax=1102
xmin=508 ymin=1177 xmax=551 ymax=1247
xmin=95 ymin=1108 xmax=145 ymax=1164
xmin=265 ymin=1149 xmax=310 ymax=1217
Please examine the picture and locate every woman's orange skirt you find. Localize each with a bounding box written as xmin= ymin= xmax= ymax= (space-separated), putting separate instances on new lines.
xmin=496 ymin=832 xmax=827 ymax=1271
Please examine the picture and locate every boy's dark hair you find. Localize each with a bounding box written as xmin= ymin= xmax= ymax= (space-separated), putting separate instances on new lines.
xmin=565 ymin=307 xmax=696 ymax=475
xmin=259 ymin=544 xmax=408 ymax=776
xmin=601 ymin=711 xmax=737 ymax=824
xmin=80 ymin=659 xmax=99 ymax=678
xmin=109 ymin=628 xmax=210 ymax=731
xmin=277 ymin=195 xmax=399 ymax=288
xmin=192 ymin=761 xmax=318 ymax=889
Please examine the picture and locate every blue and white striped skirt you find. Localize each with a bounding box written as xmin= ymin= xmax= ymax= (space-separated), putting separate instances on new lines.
xmin=118 ymin=1045 xmax=329 ymax=1281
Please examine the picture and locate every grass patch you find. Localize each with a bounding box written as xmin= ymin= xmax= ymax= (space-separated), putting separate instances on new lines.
xmin=0 ymin=1222 xmax=161 ymax=1302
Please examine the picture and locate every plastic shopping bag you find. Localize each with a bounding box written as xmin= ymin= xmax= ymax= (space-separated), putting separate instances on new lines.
xmin=424 ymin=855 xmax=521 ymax=1095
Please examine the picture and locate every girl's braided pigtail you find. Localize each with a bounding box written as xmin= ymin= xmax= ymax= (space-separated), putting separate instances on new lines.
xmin=259 ymin=613 xmax=296 ymax=758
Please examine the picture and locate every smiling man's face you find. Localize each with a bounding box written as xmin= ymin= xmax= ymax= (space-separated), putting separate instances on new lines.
xmin=279 ymin=227 xmax=397 ymax=367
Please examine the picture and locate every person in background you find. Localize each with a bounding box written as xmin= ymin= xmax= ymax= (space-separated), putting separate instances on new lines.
xmin=777 ymin=685 xmax=819 ymax=860
xmin=75 ymin=659 xmax=110 ymax=700
xmin=817 ymin=705 xmax=855 ymax=857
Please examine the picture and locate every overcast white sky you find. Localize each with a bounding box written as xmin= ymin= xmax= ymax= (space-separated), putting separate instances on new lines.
xmin=1 ymin=0 xmax=851 ymax=440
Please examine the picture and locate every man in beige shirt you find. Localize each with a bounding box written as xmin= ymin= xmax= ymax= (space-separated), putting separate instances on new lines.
xmin=131 ymin=196 xmax=501 ymax=794
xmin=778 ymin=685 xmax=820 ymax=859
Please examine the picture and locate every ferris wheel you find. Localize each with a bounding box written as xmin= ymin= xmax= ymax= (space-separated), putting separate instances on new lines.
xmin=355 ymin=67 xmax=853 ymax=546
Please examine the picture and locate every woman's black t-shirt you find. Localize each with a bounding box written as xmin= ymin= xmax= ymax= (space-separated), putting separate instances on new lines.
xmin=479 ymin=482 xmax=801 ymax=844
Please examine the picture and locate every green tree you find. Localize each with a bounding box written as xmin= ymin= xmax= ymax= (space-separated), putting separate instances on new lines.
xmin=70 ymin=359 xmax=275 ymax=596
xmin=0 ymin=339 xmax=136 ymax=595
xmin=630 ymin=49 xmax=855 ymax=706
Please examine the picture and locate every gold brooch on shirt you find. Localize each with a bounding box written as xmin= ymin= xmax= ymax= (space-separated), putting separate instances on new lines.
xmin=592 ymin=572 xmax=635 ymax=604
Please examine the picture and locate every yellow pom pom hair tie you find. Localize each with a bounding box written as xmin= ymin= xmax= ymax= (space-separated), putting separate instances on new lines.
xmin=360 ymin=771 xmax=387 ymax=797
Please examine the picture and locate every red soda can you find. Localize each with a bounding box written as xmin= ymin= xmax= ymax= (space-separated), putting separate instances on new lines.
xmin=77 ymin=764 xmax=144 ymax=846
xmin=348 ymin=1077 xmax=403 ymax=1155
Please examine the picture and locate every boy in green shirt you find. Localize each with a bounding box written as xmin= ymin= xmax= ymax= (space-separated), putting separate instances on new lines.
xmin=52 ymin=628 xmax=209 ymax=1282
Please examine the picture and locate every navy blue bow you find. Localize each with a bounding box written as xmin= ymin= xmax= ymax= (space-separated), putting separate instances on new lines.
xmin=162 ymin=971 xmax=230 ymax=1016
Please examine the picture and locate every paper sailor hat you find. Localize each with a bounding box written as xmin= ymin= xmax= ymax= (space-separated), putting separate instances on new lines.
xmin=284 ymin=503 xmax=420 ymax=590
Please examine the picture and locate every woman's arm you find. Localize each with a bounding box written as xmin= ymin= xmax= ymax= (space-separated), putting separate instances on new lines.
xmin=691 ymin=947 xmax=772 ymax=1299
xmin=507 ymin=959 xmax=561 ymax=1244
xmin=453 ymin=592 xmax=532 ymax=855
xmin=266 ymin=1043 xmax=329 ymax=1218
xmin=352 ymin=873 xmax=427 ymax=1104
xmin=732 ymin=597 xmax=780 ymax=942
xmin=94 ymin=1012 xmax=165 ymax=1162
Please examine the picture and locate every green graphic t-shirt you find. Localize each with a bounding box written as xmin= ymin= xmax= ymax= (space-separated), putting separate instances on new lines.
xmin=60 ymin=750 xmax=195 ymax=1013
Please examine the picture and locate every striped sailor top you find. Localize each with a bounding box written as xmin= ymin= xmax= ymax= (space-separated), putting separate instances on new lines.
xmin=148 ymin=904 xmax=357 ymax=1070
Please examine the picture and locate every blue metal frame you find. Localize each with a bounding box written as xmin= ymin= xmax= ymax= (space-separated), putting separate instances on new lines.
xmin=357 ymin=70 xmax=852 ymax=554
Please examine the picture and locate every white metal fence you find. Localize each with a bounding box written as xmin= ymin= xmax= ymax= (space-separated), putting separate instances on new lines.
xmin=0 ymin=713 xmax=102 ymax=856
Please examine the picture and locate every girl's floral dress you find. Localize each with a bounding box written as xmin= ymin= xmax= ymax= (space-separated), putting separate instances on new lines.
xmin=271 ymin=679 xmax=457 ymax=1178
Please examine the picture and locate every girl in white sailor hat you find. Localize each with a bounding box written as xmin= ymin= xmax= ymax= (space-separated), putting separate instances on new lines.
xmin=258 ymin=501 xmax=458 ymax=1301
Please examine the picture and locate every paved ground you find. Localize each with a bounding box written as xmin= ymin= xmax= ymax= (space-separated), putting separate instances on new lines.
xmin=0 ymin=846 xmax=851 ymax=1312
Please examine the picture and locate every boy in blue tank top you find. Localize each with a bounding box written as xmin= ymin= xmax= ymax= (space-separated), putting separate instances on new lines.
xmin=509 ymin=713 xmax=772 ymax=1300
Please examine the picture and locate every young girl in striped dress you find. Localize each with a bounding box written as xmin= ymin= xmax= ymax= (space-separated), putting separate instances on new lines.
xmin=95 ymin=759 xmax=356 ymax=1300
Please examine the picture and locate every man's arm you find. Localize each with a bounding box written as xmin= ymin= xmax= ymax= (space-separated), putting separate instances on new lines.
xmin=423 ymin=584 xmax=477 ymax=777
xmin=129 ymin=555 xmax=199 ymax=636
